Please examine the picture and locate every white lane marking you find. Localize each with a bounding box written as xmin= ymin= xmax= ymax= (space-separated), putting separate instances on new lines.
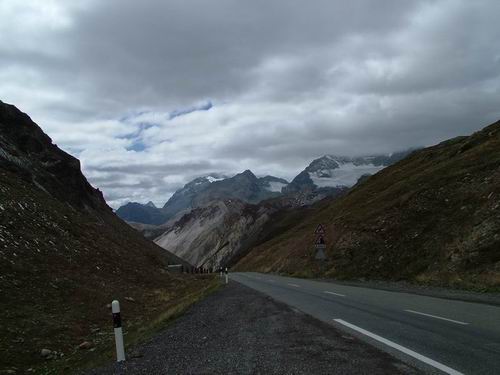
xmin=288 ymin=283 xmax=300 ymax=287
xmin=333 ymin=319 xmax=463 ymax=375
xmin=268 ymin=279 xmax=276 ymax=282
xmin=405 ymin=310 xmax=469 ymax=325
xmin=324 ymin=291 xmax=346 ymax=297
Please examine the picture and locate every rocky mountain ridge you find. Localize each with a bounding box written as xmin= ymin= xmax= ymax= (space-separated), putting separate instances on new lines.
xmin=117 ymin=171 xmax=289 ymax=225
xmin=117 ymin=150 xmax=413 ymax=228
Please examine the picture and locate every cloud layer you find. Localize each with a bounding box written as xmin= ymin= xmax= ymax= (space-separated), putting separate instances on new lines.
xmin=1 ymin=0 xmax=500 ymax=208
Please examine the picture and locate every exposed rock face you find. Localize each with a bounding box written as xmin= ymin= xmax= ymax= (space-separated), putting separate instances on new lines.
xmin=236 ymin=120 xmax=500 ymax=291
xmin=0 ymin=100 xmax=108 ymax=212
xmin=154 ymin=200 xmax=273 ymax=268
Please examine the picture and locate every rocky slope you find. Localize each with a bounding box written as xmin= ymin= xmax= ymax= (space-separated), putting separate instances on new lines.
xmin=152 ymin=193 xmax=326 ymax=269
xmin=236 ymin=120 xmax=500 ymax=291
xmin=0 ymin=101 xmax=200 ymax=373
xmin=155 ymin=200 xmax=268 ymax=268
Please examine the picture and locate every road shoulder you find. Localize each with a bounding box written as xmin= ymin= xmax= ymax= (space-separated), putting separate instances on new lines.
xmin=87 ymin=281 xmax=419 ymax=374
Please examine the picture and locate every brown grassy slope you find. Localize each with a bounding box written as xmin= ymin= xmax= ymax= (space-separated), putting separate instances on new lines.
xmin=236 ymin=120 xmax=500 ymax=291
xmin=0 ymin=102 xmax=204 ymax=373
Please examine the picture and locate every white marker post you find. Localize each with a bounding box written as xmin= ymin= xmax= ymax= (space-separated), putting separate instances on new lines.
xmin=220 ymin=268 xmax=223 ymax=278
xmin=112 ymin=300 xmax=126 ymax=362
xmin=225 ymin=267 xmax=228 ymax=284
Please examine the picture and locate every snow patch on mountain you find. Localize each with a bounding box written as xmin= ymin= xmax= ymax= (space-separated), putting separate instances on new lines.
xmin=265 ymin=181 xmax=288 ymax=192
xmin=309 ymin=162 xmax=385 ymax=188
xmin=206 ymin=175 xmax=225 ymax=183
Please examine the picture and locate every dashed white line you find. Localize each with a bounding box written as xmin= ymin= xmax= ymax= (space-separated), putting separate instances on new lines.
xmin=333 ymin=319 xmax=463 ymax=375
xmin=288 ymin=283 xmax=300 ymax=287
xmin=405 ymin=310 xmax=469 ymax=325
xmin=324 ymin=291 xmax=346 ymax=297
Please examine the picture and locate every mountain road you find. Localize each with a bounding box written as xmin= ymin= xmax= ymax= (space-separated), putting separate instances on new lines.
xmin=231 ymin=272 xmax=500 ymax=375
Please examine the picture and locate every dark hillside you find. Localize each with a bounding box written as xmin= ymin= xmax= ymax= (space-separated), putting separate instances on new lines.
xmin=236 ymin=120 xmax=500 ymax=291
xmin=0 ymin=101 xmax=107 ymax=212
xmin=0 ymin=101 xmax=203 ymax=373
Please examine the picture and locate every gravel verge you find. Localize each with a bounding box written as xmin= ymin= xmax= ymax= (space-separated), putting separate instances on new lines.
xmin=86 ymin=281 xmax=419 ymax=374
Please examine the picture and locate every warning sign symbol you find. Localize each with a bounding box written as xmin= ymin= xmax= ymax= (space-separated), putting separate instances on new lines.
xmin=315 ymin=235 xmax=326 ymax=245
xmin=314 ymin=224 xmax=326 ymax=235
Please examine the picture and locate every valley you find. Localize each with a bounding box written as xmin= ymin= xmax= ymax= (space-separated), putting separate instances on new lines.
xmin=1 ymin=100 xmax=499 ymax=374
xmin=118 ymin=151 xmax=412 ymax=270
xmin=3 ymin=2 xmax=500 ymax=374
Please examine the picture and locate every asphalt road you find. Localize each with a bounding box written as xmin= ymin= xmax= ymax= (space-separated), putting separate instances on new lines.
xmin=87 ymin=282 xmax=417 ymax=374
xmin=231 ymin=272 xmax=500 ymax=375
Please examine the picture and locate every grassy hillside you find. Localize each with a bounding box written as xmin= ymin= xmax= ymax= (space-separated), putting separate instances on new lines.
xmin=0 ymin=101 xmax=212 ymax=374
xmin=236 ymin=120 xmax=500 ymax=291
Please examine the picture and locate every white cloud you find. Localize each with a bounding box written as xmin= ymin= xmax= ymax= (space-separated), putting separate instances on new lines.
xmin=1 ymin=0 xmax=500 ymax=208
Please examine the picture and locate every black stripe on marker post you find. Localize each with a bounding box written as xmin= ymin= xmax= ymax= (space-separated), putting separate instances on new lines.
xmin=112 ymin=312 xmax=122 ymax=328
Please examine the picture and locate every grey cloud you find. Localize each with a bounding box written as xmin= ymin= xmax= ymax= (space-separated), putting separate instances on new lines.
xmin=90 ymin=161 xmax=213 ymax=175
xmin=1 ymin=0 xmax=500 ymax=208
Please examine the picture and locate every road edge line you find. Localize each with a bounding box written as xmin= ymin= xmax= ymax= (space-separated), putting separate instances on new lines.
xmin=333 ymin=318 xmax=463 ymax=375
xmin=323 ymin=291 xmax=346 ymax=297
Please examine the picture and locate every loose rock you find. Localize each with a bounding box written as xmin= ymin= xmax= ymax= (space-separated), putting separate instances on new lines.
xmin=78 ymin=341 xmax=93 ymax=350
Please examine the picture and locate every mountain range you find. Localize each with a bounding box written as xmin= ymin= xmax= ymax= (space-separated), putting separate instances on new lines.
xmin=116 ymin=171 xmax=289 ymax=225
xmin=117 ymin=151 xmax=413 ymax=226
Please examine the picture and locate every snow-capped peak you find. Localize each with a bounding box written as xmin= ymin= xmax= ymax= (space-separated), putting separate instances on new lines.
xmin=299 ymin=154 xmax=398 ymax=189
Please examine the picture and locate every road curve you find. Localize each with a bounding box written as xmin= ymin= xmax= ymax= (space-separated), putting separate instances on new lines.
xmin=231 ymin=272 xmax=500 ymax=375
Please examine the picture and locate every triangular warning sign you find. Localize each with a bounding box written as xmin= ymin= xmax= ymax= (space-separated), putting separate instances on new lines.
xmin=315 ymin=224 xmax=325 ymax=235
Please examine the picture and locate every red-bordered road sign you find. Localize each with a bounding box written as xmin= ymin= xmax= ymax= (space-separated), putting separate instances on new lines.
xmin=314 ymin=224 xmax=326 ymax=235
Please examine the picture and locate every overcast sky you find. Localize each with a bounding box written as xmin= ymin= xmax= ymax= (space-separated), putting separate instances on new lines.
xmin=1 ymin=0 xmax=500 ymax=208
